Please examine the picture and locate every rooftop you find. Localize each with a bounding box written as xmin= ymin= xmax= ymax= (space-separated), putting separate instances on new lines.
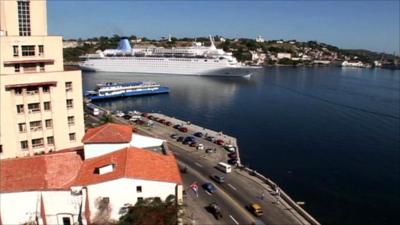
xmin=82 ymin=123 xmax=133 ymax=144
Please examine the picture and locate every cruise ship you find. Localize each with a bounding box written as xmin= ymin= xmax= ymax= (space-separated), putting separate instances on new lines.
xmin=79 ymin=36 xmax=254 ymax=77
xmin=85 ymin=81 xmax=169 ymax=101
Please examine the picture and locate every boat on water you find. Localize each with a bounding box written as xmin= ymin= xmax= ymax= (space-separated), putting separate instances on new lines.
xmin=85 ymin=81 xmax=169 ymax=101
xmin=79 ymin=36 xmax=255 ymax=77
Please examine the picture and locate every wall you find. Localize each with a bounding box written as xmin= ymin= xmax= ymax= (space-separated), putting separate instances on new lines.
xmin=84 ymin=143 xmax=129 ymax=159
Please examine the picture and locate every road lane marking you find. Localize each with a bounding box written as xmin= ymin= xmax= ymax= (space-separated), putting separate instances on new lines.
xmin=228 ymin=183 xmax=237 ymax=191
xmin=229 ymin=215 xmax=239 ymax=225
xmin=194 ymin=162 xmax=203 ymax=168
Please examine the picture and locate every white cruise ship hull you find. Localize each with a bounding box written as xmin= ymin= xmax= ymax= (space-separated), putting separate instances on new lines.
xmin=80 ymin=57 xmax=253 ymax=77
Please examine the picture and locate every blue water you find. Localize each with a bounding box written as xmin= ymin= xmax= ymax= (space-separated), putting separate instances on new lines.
xmin=83 ymin=67 xmax=400 ymax=225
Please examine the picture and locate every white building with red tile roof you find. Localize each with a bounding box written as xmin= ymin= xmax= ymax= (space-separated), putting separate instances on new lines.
xmin=0 ymin=124 xmax=183 ymax=225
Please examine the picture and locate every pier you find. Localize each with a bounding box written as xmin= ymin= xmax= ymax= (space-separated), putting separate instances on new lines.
xmin=85 ymin=103 xmax=320 ymax=225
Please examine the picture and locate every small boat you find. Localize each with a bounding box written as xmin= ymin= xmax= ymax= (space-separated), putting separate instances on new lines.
xmin=85 ymin=81 xmax=170 ymax=101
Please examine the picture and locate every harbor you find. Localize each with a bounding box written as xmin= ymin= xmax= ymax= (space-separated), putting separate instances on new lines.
xmin=85 ymin=102 xmax=321 ymax=225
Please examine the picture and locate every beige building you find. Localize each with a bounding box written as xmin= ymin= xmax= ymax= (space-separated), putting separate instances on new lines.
xmin=0 ymin=0 xmax=84 ymax=159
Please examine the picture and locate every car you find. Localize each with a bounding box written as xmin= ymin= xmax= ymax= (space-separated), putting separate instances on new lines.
xmin=227 ymin=158 xmax=238 ymax=165
xmin=189 ymin=142 xmax=197 ymax=147
xmin=179 ymin=127 xmax=188 ymax=133
xmin=247 ymin=203 xmax=263 ymax=217
xmin=206 ymin=136 xmax=216 ymax=142
xmin=182 ymin=140 xmax=193 ymax=145
xmin=115 ymin=110 xmax=125 ymax=117
xmin=193 ymin=132 xmax=204 ymax=138
xmin=135 ymin=119 xmax=145 ymax=125
xmin=170 ymin=133 xmax=179 ymax=139
xmin=158 ymin=119 xmax=166 ymax=123
xmin=141 ymin=112 xmax=148 ymax=117
xmin=122 ymin=114 xmax=131 ymax=120
xmin=148 ymin=115 xmax=155 ymax=120
xmin=210 ymin=174 xmax=225 ymax=184
xmin=173 ymin=124 xmax=182 ymax=129
xmin=177 ymin=136 xmax=185 ymax=142
xmin=215 ymin=139 xmax=225 ymax=145
xmin=165 ymin=121 xmax=172 ymax=126
xmin=153 ymin=117 xmax=159 ymax=121
xmin=206 ymin=148 xmax=216 ymax=153
xmin=208 ymin=202 xmax=223 ymax=220
xmin=224 ymin=144 xmax=236 ymax=152
xmin=196 ymin=144 xmax=205 ymax=150
xmin=202 ymin=182 xmax=217 ymax=193
xmin=228 ymin=152 xmax=237 ymax=159
xmin=184 ymin=136 xmax=195 ymax=141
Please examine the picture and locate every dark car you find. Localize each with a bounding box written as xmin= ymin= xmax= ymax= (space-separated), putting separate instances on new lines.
xmin=158 ymin=119 xmax=166 ymax=123
xmin=165 ymin=121 xmax=172 ymax=126
xmin=214 ymin=139 xmax=225 ymax=146
xmin=173 ymin=124 xmax=182 ymax=129
xmin=135 ymin=119 xmax=145 ymax=125
xmin=182 ymin=140 xmax=193 ymax=145
xmin=148 ymin=115 xmax=155 ymax=120
xmin=184 ymin=136 xmax=195 ymax=141
xmin=141 ymin=112 xmax=148 ymax=117
xmin=194 ymin=132 xmax=204 ymax=138
xmin=179 ymin=127 xmax=188 ymax=133
xmin=122 ymin=114 xmax=131 ymax=120
xmin=202 ymin=182 xmax=217 ymax=193
xmin=208 ymin=202 xmax=223 ymax=220
xmin=189 ymin=142 xmax=197 ymax=147
xmin=227 ymin=158 xmax=238 ymax=165
xmin=206 ymin=136 xmax=216 ymax=142
xmin=177 ymin=136 xmax=185 ymax=142
xmin=228 ymin=152 xmax=237 ymax=159
xmin=210 ymin=174 xmax=225 ymax=184
xmin=170 ymin=133 xmax=179 ymax=139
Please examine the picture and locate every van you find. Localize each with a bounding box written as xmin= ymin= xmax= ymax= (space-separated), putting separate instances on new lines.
xmin=248 ymin=203 xmax=263 ymax=217
xmin=216 ymin=162 xmax=232 ymax=173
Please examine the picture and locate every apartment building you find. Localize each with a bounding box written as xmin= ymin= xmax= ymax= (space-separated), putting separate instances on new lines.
xmin=0 ymin=0 xmax=84 ymax=159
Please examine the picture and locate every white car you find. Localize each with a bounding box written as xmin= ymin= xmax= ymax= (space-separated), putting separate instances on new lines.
xmin=224 ymin=144 xmax=236 ymax=152
xmin=115 ymin=111 xmax=125 ymax=117
xmin=197 ymin=143 xmax=205 ymax=150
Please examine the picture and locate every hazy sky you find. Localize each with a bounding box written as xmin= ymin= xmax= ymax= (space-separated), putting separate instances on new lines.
xmin=48 ymin=0 xmax=399 ymax=54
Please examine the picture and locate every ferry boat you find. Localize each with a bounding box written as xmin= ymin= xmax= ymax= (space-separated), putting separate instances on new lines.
xmin=79 ymin=36 xmax=255 ymax=77
xmin=85 ymin=81 xmax=169 ymax=101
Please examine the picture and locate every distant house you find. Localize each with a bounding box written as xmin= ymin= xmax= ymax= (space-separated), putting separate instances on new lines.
xmin=277 ymin=53 xmax=292 ymax=59
xmin=63 ymin=40 xmax=80 ymax=48
xmin=0 ymin=123 xmax=183 ymax=225
xmin=255 ymin=35 xmax=265 ymax=43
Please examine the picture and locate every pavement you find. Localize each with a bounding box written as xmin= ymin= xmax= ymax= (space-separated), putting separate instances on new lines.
xmin=85 ymin=107 xmax=319 ymax=225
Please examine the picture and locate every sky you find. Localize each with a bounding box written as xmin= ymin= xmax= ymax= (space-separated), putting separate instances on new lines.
xmin=47 ymin=0 xmax=400 ymax=54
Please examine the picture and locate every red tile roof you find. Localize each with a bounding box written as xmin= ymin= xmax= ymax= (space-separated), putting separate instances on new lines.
xmin=0 ymin=151 xmax=83 ymax=192
xmin=74 ymin=147 xmax=182 ymax=185
xmin=82 ymin=123 xmax=133 ymax=144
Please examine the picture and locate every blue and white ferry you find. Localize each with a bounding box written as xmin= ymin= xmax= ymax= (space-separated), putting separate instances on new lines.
xmin=86 ymin=81 xmax=169 ymax=101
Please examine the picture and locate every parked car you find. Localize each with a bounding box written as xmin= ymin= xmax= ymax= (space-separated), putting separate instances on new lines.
xmin=196 ymin=144 xmax=205 ymax=150
xmin=158 ymin=119 xmax=165 ymax=123
xmin=135 ymin=119 xmax=145 ymax=125
xmin=208 ymin=202 xmax=223 ymax=220
xmin=184 ymin=136 xmax=196 ymax=142
xmin=122 ymin=114 xmax=131 ymax=120
xmin=206 ymin=148 xmax=216 ymax=153
xmin=170 ymin=133 xmax=179 ymax=139
xmin=165 ymin=121 xmax=172 ymax=126
xmin=227 ymin=158 xmax=238 ymax=165
xmin=141 ymin=112 xmax=148 ymax=117
xmin=189 ymin=142 xmax=197 ymax=147
xmin=228 ymin=152 xmax=237 ymax=159
xmin=224 ymin=144 xmax=236 ymax=152
xmin=182 ymin=140 xmax=192 ymax=145
xmin=179 ymin=127 xmax=188 ymax=133
xmin=206 ymin=136 xmax=216 ymax=142
xmin=194 ymin=132 xmax=204 ymax=138
xmin=210 ymin=174 xmax=225 ymax=184
xmin=215 ymin=139 xmax=225 ymax=146
xmin=148 ymin=115 xmax=155 ymax=120
xmin=177 ymin=136 xmax=185 ymax=142
xmin=202 ymin=182 xmax=217 ymax=193
xmin=247 ymin=203 xmax=263 ymax=217
xmin=115 ymin=110 xmax=125 ymax=117
xmin=173 ymin=124 xmax=182 ymax=129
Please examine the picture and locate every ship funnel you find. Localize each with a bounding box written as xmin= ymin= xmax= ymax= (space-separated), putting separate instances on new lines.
xmin=117 ymin=38 xmax=132 ymax=52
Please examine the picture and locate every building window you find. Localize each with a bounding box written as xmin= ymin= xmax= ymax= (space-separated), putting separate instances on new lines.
xmin=44 ymin=102 xmax=51 ymax=111
xmin=69 ymin=133 xmax=76 ymax=141
xmin=20 ymin=140 xmax=28 ymax=150
xmin=39 ymin=63 xmax=45 ymax=72
xmin=13 ymin=46 xmax=19 ymax=56
xmin=14 ymin=88 xmax=23 ymax=95
xmin=21 ymin=46 xmax=35 ymax=56
xmin=14 ymin=64 xmax=20 ymax=72
xmin=68 ymin=116 xmax=75 ymax=126
xmin=32 ymin=138 xmax=44 ymax=149
xmin=18 ymin=123 xmax=27 ymax=133
xmin=17 ymin=104 xmax=24 ymax=114
xmin=26 ymin=86 xmax=39 ymax=95
xmin=18 ymin=1 xmax=31 ymax=36
xmin=62 ymin=217 xmax=71 ymax=225
xmin=47 ymin=136 xmax=54 ymax=145
xmin=136 ymin=186 xmax=142 ymax=193
xmin=137 ymin=197 xmax=143 ymax=202
xmin=28 ymin=103 xmax=40 ymax=113
xmin=66 ymin=99 xmax=73 ymax=109
xmin=45 ymin=119 xmax=52 ymax=128
xmin=30 ymin=121 xmax=42 ymax=131
xmin=0 ymin=145 xmax=2 ymax=153
xmin=39 ymin=45 xmax=44 ymax=56
xmin=65 ymin=82 xmax=73 ymax=92
xmin=42 ymin=86 xmax=50 ymax=93
xmin=22 ymin=63 xmax=36 ymax=73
